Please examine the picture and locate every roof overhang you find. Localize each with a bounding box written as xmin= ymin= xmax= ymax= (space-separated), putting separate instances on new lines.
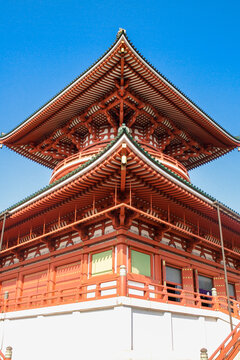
xmin=0 ymin=33 xmax=239 ymax=170
xmin=1 ymin=128 xmax=239 ymax=233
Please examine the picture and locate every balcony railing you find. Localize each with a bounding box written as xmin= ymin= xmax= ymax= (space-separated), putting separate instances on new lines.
xmin=1 ymin=273 xmax=240 ymax=321
xmin=209 ymin=321 xmax=240 ymax=360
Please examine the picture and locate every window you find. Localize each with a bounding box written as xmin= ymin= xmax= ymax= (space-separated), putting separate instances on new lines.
xmin=228 ymin=283 xmax=235 ymax=299
xmin=131 ymin=250 xmax=151 ymax=277
xmin=198 ymin=275 xmax=213 ymax=295
xmin=198 ymin=275 xmax=213 ymax=307
xmin=166 ymin=266 xmax=182 ymax=302
xmin=92 ymin=250 xmax=112 ymax=276
xmin=166 ymin=266 xmax=181 ymax=284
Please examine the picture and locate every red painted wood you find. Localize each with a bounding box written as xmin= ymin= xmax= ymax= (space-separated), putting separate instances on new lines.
xmin=235 ymin=283 xmax=240 ymax=301
xmin=213 ymin=277 xmax=226 ymax=297
xmin=182 ymin=268 xmax=195 ymax=305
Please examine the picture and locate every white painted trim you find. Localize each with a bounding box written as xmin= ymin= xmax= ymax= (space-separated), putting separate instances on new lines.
xmin=49 ymin=155 xmax=92 ymax=182
xmin=156 ymin=158 xmax=189 ymax=180
xmin=1 ymin=297 xmax=237 ymax=327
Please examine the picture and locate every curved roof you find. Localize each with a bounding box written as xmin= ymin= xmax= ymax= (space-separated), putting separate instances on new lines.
xmin=0 ymin=126 xmax=240 ymax=260
xmin=1 ymin=31 xmax=240 ymax=169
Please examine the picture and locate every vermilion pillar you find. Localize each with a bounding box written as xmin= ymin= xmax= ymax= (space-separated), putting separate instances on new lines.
xmin=16 ymin=273 xmax=23 ymax=305
xmin=81 ymin=249 xmax=88 ymax=299
xmin=154 ymin=254 xmax=161 ymax=282
xmin=117 ymin=235 xmax=128 ymax=296
xmin=47 ymin=263 xmax=56 ymax=304
xmin=116 ymin=236 xmax=128 ymax=273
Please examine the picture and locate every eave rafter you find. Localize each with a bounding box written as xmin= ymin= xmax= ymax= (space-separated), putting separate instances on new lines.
xmin=1 ymin=34 xmax=239 ymax=172
xmin=1 ymin=132 xmax=240 ymax=268
xmin=23 ymin=78 xmax=216 ymax=170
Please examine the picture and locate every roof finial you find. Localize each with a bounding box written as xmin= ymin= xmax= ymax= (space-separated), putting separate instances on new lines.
xmin=118 ymin=123 xmax=129 ymax=134
xmin=117 ymin=28 xmax=126 ymax=39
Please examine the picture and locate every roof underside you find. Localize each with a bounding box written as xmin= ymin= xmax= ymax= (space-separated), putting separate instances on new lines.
xmin=1 ymin=33 xmax=239 ymax=170
xmin=1 ymin=129 xmax=240 ymax=260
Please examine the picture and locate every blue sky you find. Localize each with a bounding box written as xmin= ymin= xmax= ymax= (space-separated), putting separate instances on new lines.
xmin=0 ymin=0 xmax=240 ymax=212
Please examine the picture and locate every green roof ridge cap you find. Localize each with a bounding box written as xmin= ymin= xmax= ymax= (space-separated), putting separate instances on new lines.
xmin=0 ymin=127 xmax=126 ymax=215
xmin=1 ymin=31 xmax=239 ymax=144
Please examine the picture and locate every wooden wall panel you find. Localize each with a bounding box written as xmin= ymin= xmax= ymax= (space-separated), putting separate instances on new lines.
xmin=55 ymin=261 xmax=81 ymax=291
xmin=235 ymin=283 xmax=240 ymax=301
xmin=22 ymin=271 xmax=48 ymax=299
xmin=1 ymin=278 xmax=17 ymax=300
xmin=182 ymin=268 xmax=195 ymax=305
xmin=213 ymin=277 xmax=226 ymax=297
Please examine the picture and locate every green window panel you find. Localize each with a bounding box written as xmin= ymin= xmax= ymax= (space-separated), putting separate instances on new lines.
xmin=131 ymin=250 xmax=151 ymax=277
xmin=92 ymin=249 xmax=112 ymax=276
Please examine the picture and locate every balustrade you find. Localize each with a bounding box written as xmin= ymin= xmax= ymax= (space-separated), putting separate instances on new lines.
xmin=1 ymin=273 xmax=240 ymax=321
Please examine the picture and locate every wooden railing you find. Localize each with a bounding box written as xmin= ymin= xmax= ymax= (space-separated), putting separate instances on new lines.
xmin=1 ymin=275 xmax=118 ymax=312
xmin=0 ymin=351 xmax=6 ymax=360
xmin=209 ymin=322 xmax=240 ymax=360
xmin=1 ymin=273 xmax=240 ymax=322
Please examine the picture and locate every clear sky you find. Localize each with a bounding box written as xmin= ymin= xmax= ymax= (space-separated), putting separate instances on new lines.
xmin=0 ymin=0 xmax=240 ymax=213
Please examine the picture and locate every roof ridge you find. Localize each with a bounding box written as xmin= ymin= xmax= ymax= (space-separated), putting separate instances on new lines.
xmin=122 ymin=34 xmax=240 ymax=142
xmin=1 ymin=31 xmax=239 ymax=143
xmin=0 ymin=34 xmax=123 ymax=139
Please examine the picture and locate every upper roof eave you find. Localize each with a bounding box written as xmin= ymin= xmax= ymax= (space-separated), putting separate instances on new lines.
xmin=0 ymin=33 xmax=124 ymax=143
xmin=0 ymin=32 xmax=239 ymax=147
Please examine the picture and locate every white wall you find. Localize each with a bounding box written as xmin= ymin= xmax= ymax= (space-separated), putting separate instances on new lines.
xmin=0 ymin=298 xmax=236 ymax=360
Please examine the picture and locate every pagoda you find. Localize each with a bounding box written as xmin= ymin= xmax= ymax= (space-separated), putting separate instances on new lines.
xmin=0 ymin=29 xmax=240 ymax=360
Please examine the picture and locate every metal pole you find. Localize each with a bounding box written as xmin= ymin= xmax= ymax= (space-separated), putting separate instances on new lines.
xmin=215 ymin=203 xmax=233 ymax=332
xmin=0 ymin=213 xmax=7 ymax=252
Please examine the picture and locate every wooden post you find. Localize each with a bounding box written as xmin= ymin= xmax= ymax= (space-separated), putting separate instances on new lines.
xmin=119 ymin=265 xmax=127 ymax=297
xmin=117 ymin=242 xmax=127 ymax=274
xmin=212 ymin=288 xmax=220 ymax=311
xmin=16 ymin=273 xmax=23 ymax=309
xmin=82 ymin=250 xmax=88 ymax=299
xmin=200 ymin=348 xmax=208 ymax=359
xmin=5 ymin=346 xmax=12 ymax=359
xmin=47 ymin=263 xmax=56 ymax=304
xmin=154 ymin=254 xmax=161 ymax=282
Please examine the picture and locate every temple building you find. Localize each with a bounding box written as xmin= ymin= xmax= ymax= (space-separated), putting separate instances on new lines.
xmin=1 ymin=29 xmax=240 ymax=360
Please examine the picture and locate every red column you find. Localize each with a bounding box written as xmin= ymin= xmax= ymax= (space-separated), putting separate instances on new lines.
xmin=117 ymin=243 xmax=128 ymax=273
xmin=182 ymin=268 xmax=195 ymax=305
xmin=154 ymin=254 xmax=161 ymax=282
xmin=81 ymin=248 xmax=88 ymax=299
xmin=162 ymin=260 xmax=166 ymax=285
xmin=47 ymin=263 xmax=56 ymax=304
xmin=116 ymin=235 xmax=128 ymax=297
xmin=16 ymin=273 xmax=23 ymax=308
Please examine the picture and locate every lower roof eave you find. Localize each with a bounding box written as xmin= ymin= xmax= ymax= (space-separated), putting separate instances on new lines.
xmin=1 ymin=128 xmax=240 ymax=224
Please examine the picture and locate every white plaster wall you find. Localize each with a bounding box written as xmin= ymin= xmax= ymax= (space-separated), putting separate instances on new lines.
xmin=0 ymin=298 xmax=236 ymax=360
